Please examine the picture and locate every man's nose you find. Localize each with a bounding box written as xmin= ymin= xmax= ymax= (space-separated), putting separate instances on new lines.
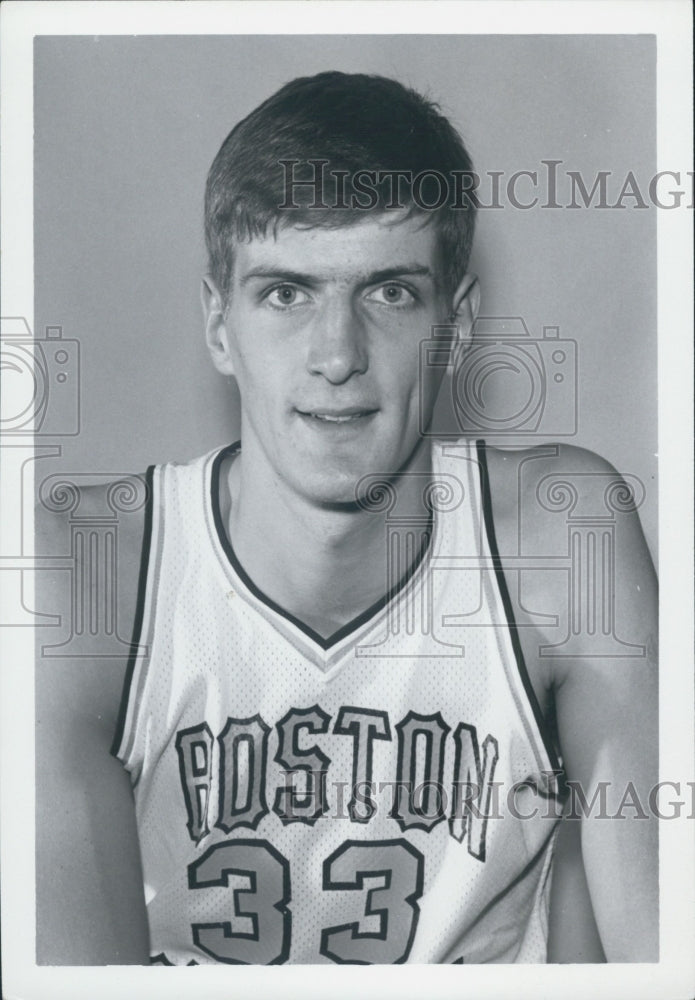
xmin=306 ymin=298 xmax=368 ymax=384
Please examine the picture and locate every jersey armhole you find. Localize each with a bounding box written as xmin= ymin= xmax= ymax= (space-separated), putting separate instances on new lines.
xmin=110 ymin=464 xmax=158 ymax=771
xmin=474 ymin=440 xmax=564 ymax=783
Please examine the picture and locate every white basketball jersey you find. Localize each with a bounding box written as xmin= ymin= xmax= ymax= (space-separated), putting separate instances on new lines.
xmin=113 ymin=438 xmax=564 ymax=965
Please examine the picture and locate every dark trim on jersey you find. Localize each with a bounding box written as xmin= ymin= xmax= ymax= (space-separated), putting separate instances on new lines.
xmin=210 ymin=443 xmax=433 ymax=652
xmin=110 ymin=464 xmax=155 ymax=759
xmin=474 ymin=440 xmax=563 ymax=777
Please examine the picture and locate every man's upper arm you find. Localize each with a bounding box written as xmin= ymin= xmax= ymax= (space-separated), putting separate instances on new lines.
xmin=35 ymin=482 xmax=150 ymax=964
xmin=540 ymin=446 xmax=658 ymax=961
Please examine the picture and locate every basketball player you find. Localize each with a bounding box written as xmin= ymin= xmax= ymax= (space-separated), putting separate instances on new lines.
xmin=36 ymin=72 xmax=657 ymax=966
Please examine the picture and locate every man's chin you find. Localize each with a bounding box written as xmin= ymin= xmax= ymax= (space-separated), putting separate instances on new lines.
xmin=292 ymin=440 xmax=428 ymax=510
xmin=297 ymin=471 xmax=368 ymax=510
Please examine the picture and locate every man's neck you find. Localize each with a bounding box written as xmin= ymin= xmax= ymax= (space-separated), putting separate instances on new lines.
xmin=223 ymin=443 xmax=433 ymax=640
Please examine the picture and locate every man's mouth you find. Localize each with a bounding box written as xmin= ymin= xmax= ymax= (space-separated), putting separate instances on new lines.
xmin=297 ymin=408 xmax=378 ymax=424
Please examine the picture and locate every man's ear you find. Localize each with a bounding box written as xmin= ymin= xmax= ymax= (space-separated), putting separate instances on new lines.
xmin=447 ymin=272 xmax=480 ymax=376
xmin=201 ymin=275 xmax=235 ymax=376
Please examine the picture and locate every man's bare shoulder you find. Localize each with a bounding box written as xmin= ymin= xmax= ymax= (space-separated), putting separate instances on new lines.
xmin=36 ymin=473 xmax=148 ymax=548
xmin=483 ymin=441 xmax=631 ymax=517
xmin=36 ymin=474 xmax=147 ymax=689
xmin=36 ymin=472 xmax=148 ymax=635
xmin=35 ymin=471 xmax=150 ymax=762
xmin=478 ymin=440 xmax=655 ymax=694
xmin=481 ymin=440 xmax=649 ymax=555
xmin=35 ymin=473 xmax=150 ymax=963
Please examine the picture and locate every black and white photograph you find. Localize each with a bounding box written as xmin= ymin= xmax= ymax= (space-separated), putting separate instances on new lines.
xmin=0 ymin=2 xmax=693 ymax=998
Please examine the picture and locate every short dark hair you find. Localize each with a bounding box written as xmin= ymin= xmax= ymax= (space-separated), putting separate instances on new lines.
xmin=205 ymin=71 xmax=477 ymax=301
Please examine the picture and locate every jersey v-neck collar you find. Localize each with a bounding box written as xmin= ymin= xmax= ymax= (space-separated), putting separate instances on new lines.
xmin=208 ymin=441 xmax=435 ymax=659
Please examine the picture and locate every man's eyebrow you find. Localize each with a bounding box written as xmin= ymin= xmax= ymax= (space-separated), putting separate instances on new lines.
xmin=240 ymin=268 xmax=318 ymax=286
xmin=363 ymin=265 xmax=435 ymax=284
xmin=239 ymin=264 xmax=435 ymax=286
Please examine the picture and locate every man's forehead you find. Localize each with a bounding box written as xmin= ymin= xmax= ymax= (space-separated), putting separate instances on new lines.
xmin=232 ymin=212 xmax=442 ymax=283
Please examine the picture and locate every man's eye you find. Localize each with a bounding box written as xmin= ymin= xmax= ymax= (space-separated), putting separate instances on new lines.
xmin=265 ymin=285 xmax=310 ymax=309
xmin=366 ymin=283 xmax=417 ymax=307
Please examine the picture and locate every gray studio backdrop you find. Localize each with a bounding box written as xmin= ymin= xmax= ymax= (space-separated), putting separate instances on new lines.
xmin=34 ymin=34 xmax=657 ymax=559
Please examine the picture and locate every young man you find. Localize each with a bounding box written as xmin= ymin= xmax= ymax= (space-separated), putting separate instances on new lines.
xmin=36 ymin=72 xmax=657 ymax=965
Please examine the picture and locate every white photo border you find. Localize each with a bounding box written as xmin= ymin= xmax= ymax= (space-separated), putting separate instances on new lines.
xmin=1 ymin=2 xmax=693 ymax=998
